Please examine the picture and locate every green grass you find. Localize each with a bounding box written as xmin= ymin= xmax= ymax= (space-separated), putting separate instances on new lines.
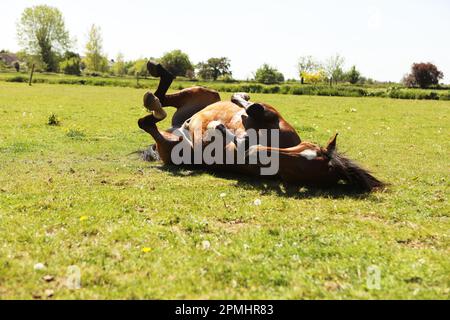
xmin=1 ymin=71 xmax=449 ymax=100
xmin=0 ymin=82 xmax=449 ymax=299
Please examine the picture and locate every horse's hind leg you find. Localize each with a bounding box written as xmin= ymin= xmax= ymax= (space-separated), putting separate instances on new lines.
xmin=145 ymin=86 xmax=221 ymax=128
xmin=147 ymin=61 xmax=175 ymax=104
xmin=143 ymin=61 xmax=175 ymax=120
xmin=166 ymin=87 xmax=221 ymax=128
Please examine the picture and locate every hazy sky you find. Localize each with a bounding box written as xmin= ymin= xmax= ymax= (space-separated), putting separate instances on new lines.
xmin=2 ymin=0 xmax=449 ymax=82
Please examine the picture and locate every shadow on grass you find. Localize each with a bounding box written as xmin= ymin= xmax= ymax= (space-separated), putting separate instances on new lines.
xmin=153 ymin=163 xmax=376 ymax=200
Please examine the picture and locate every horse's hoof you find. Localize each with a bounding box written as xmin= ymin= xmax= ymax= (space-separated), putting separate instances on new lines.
xmin=143 ymin=92 xmax=167 ymax=120
xmin=231 ymin=92 xmax=252 ymax=108
xmin=147 ymin=61 xmax=160 ymax=77
xmin=235 ymin=92 xmax=250 ymax=101
xmin=147 ymin=61 xmax=175 ymax=80
xmin=143 ymin=92 xmax=159 ymax=110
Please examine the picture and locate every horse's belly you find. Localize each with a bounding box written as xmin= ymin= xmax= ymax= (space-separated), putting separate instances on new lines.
xmin=186 ymin=101 xmax=246 ymax=141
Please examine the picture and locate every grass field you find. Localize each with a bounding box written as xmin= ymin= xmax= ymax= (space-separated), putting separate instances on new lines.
xmin=0 ymin=82 xmax=449 ymax=299
xmin=1 ymin=71 xmax=449 ymax=100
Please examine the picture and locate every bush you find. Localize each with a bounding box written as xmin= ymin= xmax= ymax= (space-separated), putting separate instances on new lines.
xmin=47 ymin=113 xmax=60 ymax=126
xmin=301 ymin=70 xmax=327 ymax=84
xmin=59 ymin=57 xmax=81 ymax=75
xmin=2 ymin=72 xmax=446 ymax=101
xmin=217 ymin=74 xmax=235 ymax=83
xmin=6 ymin=76 xmax=27 ymax=83
xmin=440 ymin=93 xmax=450 ymax=101
xmin=343 ymin=66 xmax=361 ymax=84
xmin=84 ymin=71 xmax=102 ymax=77
xmin=127 ymin=59 xmax=148 ymax=77
xmin=386 ymin=88 xmax=442 ymax=100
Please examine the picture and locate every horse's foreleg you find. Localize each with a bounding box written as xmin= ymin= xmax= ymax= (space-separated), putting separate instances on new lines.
xmin=231 ymin=92 xmax=251 ymax=108
xmin=138 ymin=114 xmax=180 ymax=164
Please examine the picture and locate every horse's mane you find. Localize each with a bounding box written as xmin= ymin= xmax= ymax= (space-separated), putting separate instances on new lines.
xmin=329 ymin=150 xmax=385 ymax=192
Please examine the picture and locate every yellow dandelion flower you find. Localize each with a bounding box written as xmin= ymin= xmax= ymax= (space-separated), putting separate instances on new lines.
xmin=141 ymin=247 xmax=152 ymax=253
xmin=79 ymin=215 xmax=88 ymax=222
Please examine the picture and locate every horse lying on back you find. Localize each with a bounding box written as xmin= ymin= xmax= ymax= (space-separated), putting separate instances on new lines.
xmin=138 ymin=62 xmax=384 ymax=192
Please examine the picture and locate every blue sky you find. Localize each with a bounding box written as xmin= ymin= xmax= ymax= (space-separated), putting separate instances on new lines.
xmin=2 ymin=0 xmax=449 ymax=82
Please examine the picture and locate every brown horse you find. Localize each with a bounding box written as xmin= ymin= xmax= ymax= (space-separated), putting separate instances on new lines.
xmin=138 ymin=62 xmax=384 ymax=192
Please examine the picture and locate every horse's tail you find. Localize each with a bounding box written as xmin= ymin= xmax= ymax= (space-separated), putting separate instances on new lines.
xmin=329 ymin=150 xmax=385 ymax=192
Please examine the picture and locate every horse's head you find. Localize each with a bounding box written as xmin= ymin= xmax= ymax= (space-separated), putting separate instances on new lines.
xmin=255 ymin=133 xmax=384 ymax=192
xmin=231 ymin=93 xmax=301 ymax=148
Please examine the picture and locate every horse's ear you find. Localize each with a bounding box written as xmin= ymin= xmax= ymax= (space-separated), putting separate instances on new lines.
xmin=246 ymin=103 xmax=264 ymax=119
xmin=326 ymin=133 xmax=338 ymax=154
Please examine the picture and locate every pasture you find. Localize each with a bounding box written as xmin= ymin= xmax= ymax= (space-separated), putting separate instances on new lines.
xmin=1 ymin=72 xmax=449 ymax=100
xmin=0 ymin=82 xmax=448 ymax=299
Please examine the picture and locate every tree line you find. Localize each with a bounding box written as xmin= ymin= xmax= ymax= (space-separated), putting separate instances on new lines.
xmin=297 ymin=54 xmax=363 ymax=85
xmin=0 ymin=5 xmax=444 ymax=89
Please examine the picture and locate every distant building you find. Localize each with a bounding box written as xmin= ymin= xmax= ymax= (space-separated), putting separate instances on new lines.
xmin=0 ymin=51 xmax=19 ymax=66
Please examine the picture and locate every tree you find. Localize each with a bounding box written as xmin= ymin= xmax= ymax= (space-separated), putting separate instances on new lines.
xmin=402 ymin=73 xmax=416 ymax=88
xmin=127 ymin=58 xmax=148 ymax=77
xmin=403 ymin=63 xmax=443 ymax=88
xmin=196 ymin=57 xmax=231 ymax=81
xmin=159 ymin=50 xmax=193 ymax=77
xmin=59 ymin=51 xmax=81 ymax=75
xmin=16 ymin=50 xmax=44 ymax=71
xmin=254 ymin=64 xmax=285 ymax=84
xmin=84 ymin=24 xmax=108 ymax=73
xmin=302 ymin=70 xmax=327 ymax=84
xmin=345 ymin=65 xmax=361 ymax=84
xmin=112 ymin=53 xmax=126 ymax=76
xmin=17 ymin=5 xmax=70 ymax=72
xmin=185 ymin=69 xmax=196 ymax=79
xmin=325 ymin=54 xmax=345 ymax=86
xmin=298 ymin=56 xmax=319 ymax=84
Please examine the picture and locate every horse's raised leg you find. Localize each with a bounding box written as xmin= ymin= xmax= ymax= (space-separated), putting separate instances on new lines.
xmin=140 ymin=62 xmax=221 ymax=163
xmin=142 ymin=61 xmax=176 ymax=121
xmin=147 ymin=61 xmax=175 ymax=104
xmin=145 ymin=61 xmax=221 ymax=128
